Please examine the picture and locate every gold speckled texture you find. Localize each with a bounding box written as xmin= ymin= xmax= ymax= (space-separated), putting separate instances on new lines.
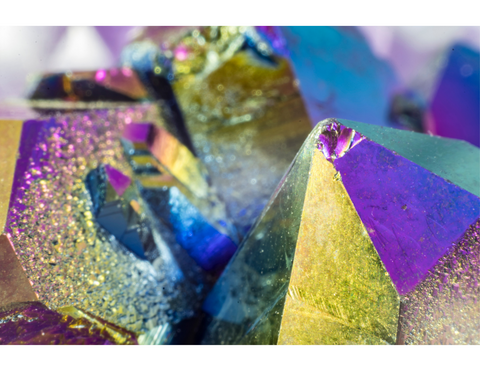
xmin=0 ymin=120 xmax=23 ymax=232
xmin=399 ymin=219 xmax=480 ymax=344
xmin=278 ymin=150 xmax=400 ymax=345
xmin=5 ymin=104 xmax=193 ymax=334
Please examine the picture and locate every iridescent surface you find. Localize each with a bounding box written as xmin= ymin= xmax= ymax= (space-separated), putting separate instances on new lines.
xmin=201 ymin=118 xmax=480 ymax=345
xmin=337 ymin=118 xmax=480 ymax=198
xmin=399 ymin=219 xmax=480 ymax=345
xmin=335 ymin=135 xmax=480 ymax=294
xmin=201 ymin=128 xmax=316 ymax=344
xmin=0 ymin=301 xmax=137 ymax=345
xmin=5 ymin=106 xmax=197 ymax=334
xmin=278 ymin=150 xmax=399 ymax=345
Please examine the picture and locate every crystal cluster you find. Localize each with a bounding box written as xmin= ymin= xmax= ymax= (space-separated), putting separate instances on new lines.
xmin=0 ymin=26 xmax=479 ymax=345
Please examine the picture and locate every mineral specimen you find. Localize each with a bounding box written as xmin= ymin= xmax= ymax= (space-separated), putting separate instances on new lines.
xmin=201 ymin=118 xmax=480 ymax=345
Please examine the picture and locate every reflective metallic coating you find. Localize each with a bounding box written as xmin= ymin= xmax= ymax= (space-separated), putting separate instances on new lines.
xmin=4 ymin=106 xmax=194 ymax=334
xmin=278 ymin=150 xmax=399 ymax=345
xmin=334 ymin=136 xmax=480 ymax=294
xmin=399 ymin=219 xmax=480 ymax=345
xmin=0 ymin=301 xmax=136 ymax=345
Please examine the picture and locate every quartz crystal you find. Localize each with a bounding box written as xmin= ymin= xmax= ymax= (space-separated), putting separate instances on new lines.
xmin=201 ymin=118 xmax=480 ymax=345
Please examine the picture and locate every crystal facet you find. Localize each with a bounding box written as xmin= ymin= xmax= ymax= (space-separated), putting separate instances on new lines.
xmin=201 ymin=118 xmax=480 ymax=344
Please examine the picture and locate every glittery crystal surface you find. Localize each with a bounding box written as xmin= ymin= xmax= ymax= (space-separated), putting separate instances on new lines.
xmin=5 ymin=105 xmax=197 ymax=334
xmin=334 ymin=132 xmax=480 ymax=294
xmin=278 ymin=150 xmax=399 ymax=345
xmin=200 ymin=118 xmax=480 ymax=344
xmin=399 ymin=219 xmax=480 ymax=345
xmin=0 ymin=301 xmax=136 ymax=345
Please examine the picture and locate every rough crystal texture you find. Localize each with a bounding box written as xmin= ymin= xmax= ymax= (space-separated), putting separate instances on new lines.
xmin=4 ymin=106 xmax=198 ymax=335
xmin=398 ymin=219 xmax=480 ymax=345
xmin=0 ymin=301 xmax=137 ymax=345
xmin=0 ymin=234 xmax=38 ymax=307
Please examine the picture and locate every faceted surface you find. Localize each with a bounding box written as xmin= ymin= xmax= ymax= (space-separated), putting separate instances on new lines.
xmin=201 ymin=118 xmax=480 ymax=344
xmin=335 ymin=134 xmax=480 ymax=294
xmin=201 ymin=127 xmax=316 ymax=344
xmin=86 ymin=164 xmax=151 ymax=260
xmin=121 ymin=121 xmax=239 ymax=272
xmin=143 ymin=187 xmax=237 ymax=273
xmin=0 ymin=301 xmax=137 ymax=345
xmin=278 ymin=150 xmax=399 ymax=345
xmin=0 ymin=120 xmax=23 ymax=233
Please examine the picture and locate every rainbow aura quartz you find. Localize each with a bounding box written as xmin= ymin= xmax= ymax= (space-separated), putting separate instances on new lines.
xmin=0 ymin=106 xmax=204 ymax=338
xmin=201 ymin=118 xmax=480 ymax=345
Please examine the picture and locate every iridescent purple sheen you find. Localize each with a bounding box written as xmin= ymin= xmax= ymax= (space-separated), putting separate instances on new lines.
xmin=104 ymin=164 xmax=131 ymax=197
xmin=0 ymin=302 xmax=117 ymax=345
xmin=335 ymin=139 xmax=480 ymax=295
xmin=318 ymin=123 xmax=364 ymax=162
xmin=7 ymin=119 xmax=57 ymax=222
xmin=122 ymin=122 xmax=151 ymax=143
xmin=334 ymin=127 xmax=355 ymax=158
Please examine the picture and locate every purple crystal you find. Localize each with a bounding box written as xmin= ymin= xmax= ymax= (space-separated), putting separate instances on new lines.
xmin=318 ymin=122 xmax=364 ymax=162
xmin=335 ymin=138 xmax=480 ymax=295
xmin=104 ymin=164 xmax=131 ymax=197
xmin=0 ymin=302 xmax=133 ymax=345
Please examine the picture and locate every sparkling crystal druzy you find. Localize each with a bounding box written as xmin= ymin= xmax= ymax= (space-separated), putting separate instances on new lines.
xmin=201 ymin=118 xmax=480 ymax=345
xmin=1 ymin=107 xmax=200 ymax=336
